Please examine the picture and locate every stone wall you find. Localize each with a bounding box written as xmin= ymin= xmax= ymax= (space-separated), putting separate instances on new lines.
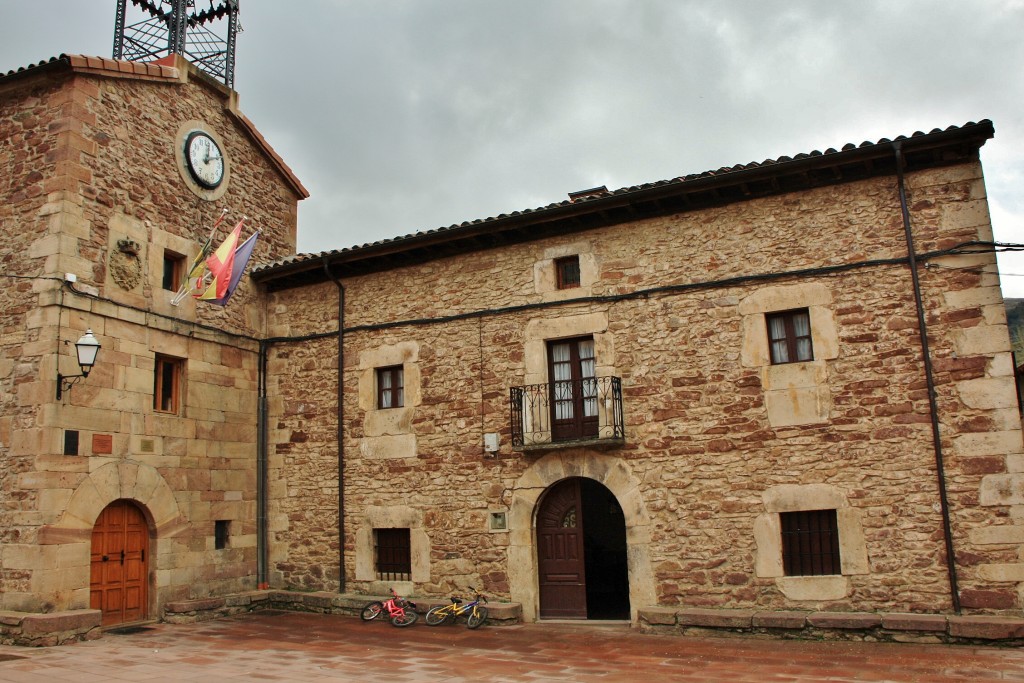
xmin=0 ymin=61 xmax=299 ymax=617
xmin=266 ymin=159 xmax=1022 ymax=619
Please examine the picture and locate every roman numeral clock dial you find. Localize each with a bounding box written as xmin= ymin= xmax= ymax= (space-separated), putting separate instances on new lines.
xmin=184 ymin=130 xmax=225 ymax=189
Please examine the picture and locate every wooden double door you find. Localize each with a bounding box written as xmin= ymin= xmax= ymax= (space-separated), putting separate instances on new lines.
xmin=537 ymin=478 xmax=630 ymax=619
xmin=90 ymin=500 xmax=149 ymax=625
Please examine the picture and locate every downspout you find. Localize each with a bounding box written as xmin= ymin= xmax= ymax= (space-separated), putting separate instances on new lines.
xmin=893 ymin=142 xmax=961 ymax=614
xmin=322 ymin=258 xmax=346 ymax=593
xmin=256 ymin=340 xmax=269 ymax=589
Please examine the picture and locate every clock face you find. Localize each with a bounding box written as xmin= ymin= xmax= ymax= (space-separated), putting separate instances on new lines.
xmin=184 ymin=130 xmax=225 ymax=189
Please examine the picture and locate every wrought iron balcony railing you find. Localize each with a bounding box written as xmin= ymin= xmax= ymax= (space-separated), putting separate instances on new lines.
xmin=510 ymin=376 xmax=625 ymax=450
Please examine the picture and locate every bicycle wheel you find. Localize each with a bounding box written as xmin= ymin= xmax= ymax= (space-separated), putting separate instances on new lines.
xmin=425 ymin=605 xmax=452 ymax=626
xmin=466 ymin=606 xmax=488 ymax=629
xmin=390 ymin=609 xmax=419 ymax=627
xmin=360 ymin=601 xmax=384 ymax=621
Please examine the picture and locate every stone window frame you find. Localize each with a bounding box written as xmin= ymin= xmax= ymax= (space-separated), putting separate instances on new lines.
xmin=358 ymin=342 xmax=420 ymax=442
xmin=522 ymin=313 xmax=615 ymax=444
xmin=534 ymin=242 xmax=598 ymax=302
xmin=754 ymin=484 xmax=869 ymax=602
xmin=161 ymin=249 xmax=187 ymax=292
xmin=740 ymin=284 xmax=838 ymax=368
xmin=153 ymin=354 xmax=184 ymax=414
xmin=151 ymin=224 xmax=202 ymax=318
xmin=740 ymin=283 xmax=838 ymax=427
xmin=355 ymin=506 xmax=430 ymax=588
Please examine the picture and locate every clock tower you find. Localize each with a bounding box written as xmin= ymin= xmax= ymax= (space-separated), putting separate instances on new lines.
xmin=0 ymin=4 xmax=306 ymax=636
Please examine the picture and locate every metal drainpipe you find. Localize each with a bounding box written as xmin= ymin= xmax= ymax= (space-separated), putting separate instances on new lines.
xmin=256 ymin=340 xmax=269 ymax=589
xmin=893 ymin=142 xmax=961 ymax=614
xmin=322 ymin=258 xmax=346 ymax=593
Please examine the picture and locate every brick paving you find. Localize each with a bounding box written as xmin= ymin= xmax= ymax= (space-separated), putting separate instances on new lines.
xmin=1 ymin=611 xmax=1024 ymax=682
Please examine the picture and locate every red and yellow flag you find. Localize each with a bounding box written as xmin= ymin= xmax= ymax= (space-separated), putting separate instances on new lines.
xmin=196 ymin=218 xmax=245 ymax=301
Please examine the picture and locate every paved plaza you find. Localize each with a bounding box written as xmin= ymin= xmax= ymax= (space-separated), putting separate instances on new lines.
xmin=1 ymin=611 xmax=1023 ymax=682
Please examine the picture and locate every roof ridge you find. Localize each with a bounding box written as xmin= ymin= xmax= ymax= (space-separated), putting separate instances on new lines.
xmin=254 ymin=119 xmax=993 ymax=275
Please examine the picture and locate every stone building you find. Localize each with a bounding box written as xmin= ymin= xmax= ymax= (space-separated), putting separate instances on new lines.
xmin=0 ymin=53 xmax=306 ymax=634
xmin=253 ymin=118 xmax=1024 ymax=626
xmin=3 ymin=48 xmax=1024 ymax=644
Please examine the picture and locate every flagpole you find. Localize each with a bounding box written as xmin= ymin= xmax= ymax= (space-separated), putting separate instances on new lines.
xmin=170 ymin=208 xmax=230 ymax=306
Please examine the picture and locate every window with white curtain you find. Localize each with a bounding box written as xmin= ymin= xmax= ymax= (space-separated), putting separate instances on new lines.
xmin=766 ymin=309 xmax=813 ymax=364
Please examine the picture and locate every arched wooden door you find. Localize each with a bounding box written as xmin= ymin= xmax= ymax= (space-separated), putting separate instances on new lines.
xmin=90 ymin=500 xmax=149 ymax=626
xmin=537 ymin=478 xmax=587 ymax=618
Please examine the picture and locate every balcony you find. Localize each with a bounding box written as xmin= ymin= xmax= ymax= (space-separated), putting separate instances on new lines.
xmin=510 ymin=376 xmax=625 ymax=451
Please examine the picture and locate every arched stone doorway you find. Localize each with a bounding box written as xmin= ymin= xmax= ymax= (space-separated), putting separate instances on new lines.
xmin=507 ymin=451 xmax=656 ymax=623
xmin=90 ymin=500 xmax=150 ymax=626
xmin=537 ymin=477 xmax=629 ymax=619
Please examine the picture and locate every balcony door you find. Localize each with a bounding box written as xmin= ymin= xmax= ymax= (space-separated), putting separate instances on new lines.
xmin=548 ymin=337 xmax=598 ymax=442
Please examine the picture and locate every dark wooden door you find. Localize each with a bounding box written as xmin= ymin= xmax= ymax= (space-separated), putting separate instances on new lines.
xmin=90 ymin=500 xmax=148 ymax=625
xmin=548 ymin=338 xmax=598 ymax=442
xmin=537 ymin=478 xmax=587 ymax=618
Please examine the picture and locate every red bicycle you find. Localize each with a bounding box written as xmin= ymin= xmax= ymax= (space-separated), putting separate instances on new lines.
xmin=360 ymin=587 xmax=418 ymax=627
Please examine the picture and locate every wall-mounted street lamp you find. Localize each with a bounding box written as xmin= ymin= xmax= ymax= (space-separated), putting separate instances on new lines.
xmin=56 ymin=329 xmax=101 ymax=400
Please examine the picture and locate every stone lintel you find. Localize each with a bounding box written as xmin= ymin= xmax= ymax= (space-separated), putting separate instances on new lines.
xmin=752 ymin=610 xmax=808 ymax=629
xmin=881 ymin=613 xmax=948 ymax=632
xmin=806 ymin=612 xmax=882 ymax=630
xmin=677 ymin=608 xmax=755 ymax=628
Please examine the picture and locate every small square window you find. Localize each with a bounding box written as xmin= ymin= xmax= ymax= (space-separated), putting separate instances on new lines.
xmin=215 ymin=520 xmax=230 ymax=550
xmin=377 ymin=366 xmax=404 ymax=409
xmin=162 ymin=250 xmax=186 ymax=291
xmin=780 ymin=509 xmax=841 ymax=576
xmin=766 ymin=308 xmax=813 ymax=364
xmin=374 ymin=528 xmax=411 ymax=581
xmin=154 ymin=354 xmax=184 ymax=413
xmin=555 ymin=255 xmax=581 ymax=289
xmin=63 ymin=430 xmax=79 ymax=456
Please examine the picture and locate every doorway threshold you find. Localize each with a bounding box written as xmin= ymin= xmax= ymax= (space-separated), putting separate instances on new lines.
xmin=539 ymin=619 xmax=631 ymax=627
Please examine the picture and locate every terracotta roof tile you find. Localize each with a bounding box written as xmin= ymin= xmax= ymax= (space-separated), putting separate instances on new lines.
xmin=2 ymin=54 xmax=179 ymax=83
xmin=252 ymin=120 xmax=994 ymax=277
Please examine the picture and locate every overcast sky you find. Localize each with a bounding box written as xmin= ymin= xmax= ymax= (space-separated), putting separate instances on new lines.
xmin=3 ymin=1 xmax=1023 ymax=295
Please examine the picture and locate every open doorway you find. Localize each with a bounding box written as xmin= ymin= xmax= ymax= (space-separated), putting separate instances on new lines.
xmin=537 ymin=477 xmax=629 ymax=619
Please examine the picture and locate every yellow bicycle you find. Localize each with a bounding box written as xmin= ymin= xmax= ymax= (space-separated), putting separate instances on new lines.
xmin=424 ymin=590 xmax=488 ymax=629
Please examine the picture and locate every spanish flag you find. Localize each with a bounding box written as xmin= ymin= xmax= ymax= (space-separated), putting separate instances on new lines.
xmin=203 ymin=230 xmax=259 ymax=306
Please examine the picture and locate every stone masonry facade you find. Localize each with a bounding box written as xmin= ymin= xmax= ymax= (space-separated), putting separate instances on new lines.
xmin=3 ymin=51 xmax=1022 ymax=644
xmin=0 ymin=55 xmax=303 ymax=621
xmin=262 ymin=136 xmax=1024 ymax=623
